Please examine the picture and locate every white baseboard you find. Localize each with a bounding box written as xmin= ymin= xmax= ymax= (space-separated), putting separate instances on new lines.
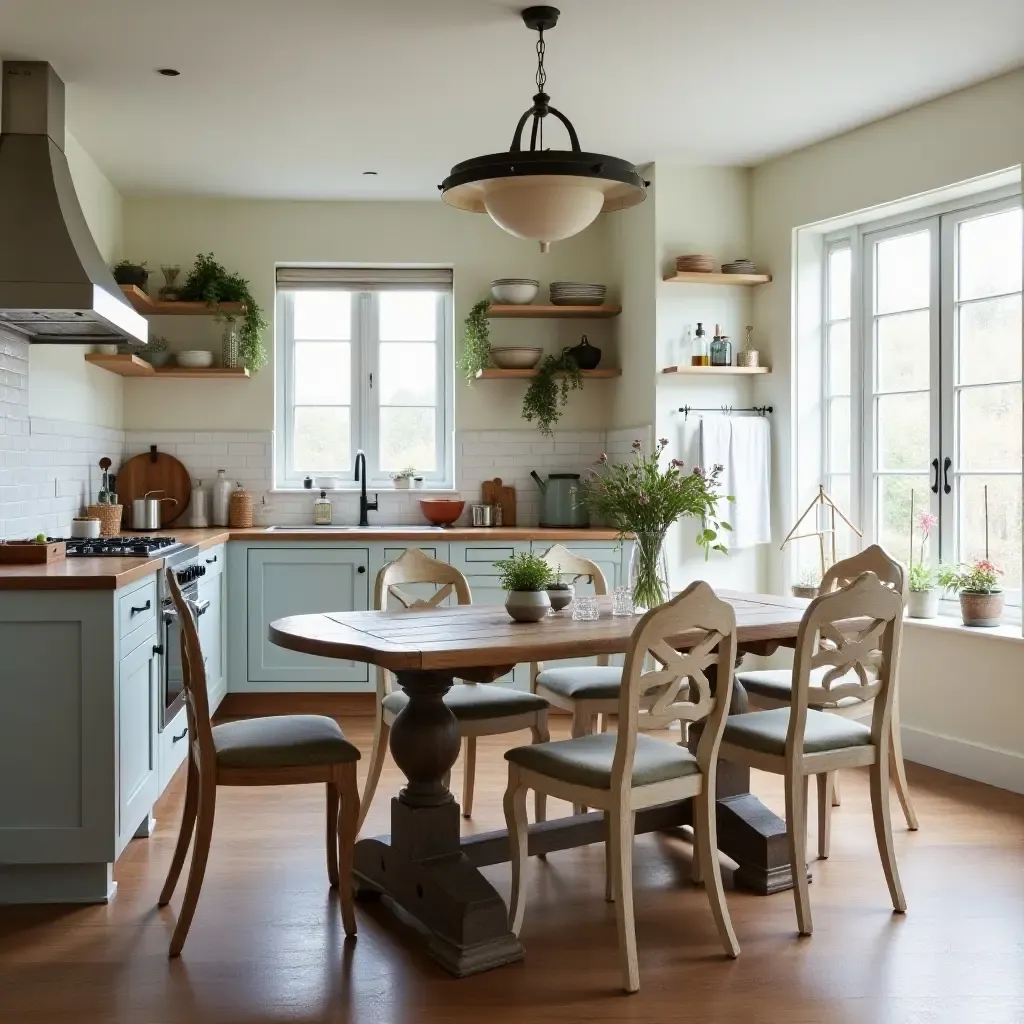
xmin=902 ymin=726 xmax=1024 ymax=795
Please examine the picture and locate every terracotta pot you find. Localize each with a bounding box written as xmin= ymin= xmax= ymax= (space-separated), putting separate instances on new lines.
xmin=505 ymin=590 xmax=550 ymax=623
xmin=959 ymin=591 xmax=1003 ymax=627
xmin=907 ymin=589 xmax=940 ymax=619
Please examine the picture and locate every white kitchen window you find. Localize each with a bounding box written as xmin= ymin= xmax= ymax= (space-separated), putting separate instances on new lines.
xmin=275 ymin=267 xmax=453 ymax=488
xmin=823 ymin=190 xmax=1022 ymax=606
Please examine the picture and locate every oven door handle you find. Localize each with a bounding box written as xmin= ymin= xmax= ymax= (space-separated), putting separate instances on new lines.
xmin=190 ymin=599 xmax=211 ymax=618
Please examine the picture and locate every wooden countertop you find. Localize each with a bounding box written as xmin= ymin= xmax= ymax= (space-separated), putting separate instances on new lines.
xmin=0 ymin=526 xmax=623 ymax=591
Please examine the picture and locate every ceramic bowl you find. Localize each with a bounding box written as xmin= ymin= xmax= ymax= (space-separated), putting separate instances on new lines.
xmin=491 ymin=280 xmax=539 ymax=305
xmin=419 ymin=498 xmax=465 ymax=526
xmin=490 ymin=347 xmax=543 ymax=370
xmin=176 ymin=350 xmax=214 ymax=368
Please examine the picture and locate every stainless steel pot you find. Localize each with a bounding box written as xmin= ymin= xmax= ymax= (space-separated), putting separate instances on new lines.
xmin=470 ymin=503 xmax=495 ymax=527
xmin=131 ymin=490 xmax=177 ymax=530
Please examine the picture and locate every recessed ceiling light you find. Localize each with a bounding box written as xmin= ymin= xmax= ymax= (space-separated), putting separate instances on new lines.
xmin=156 ymin=68 xmax=180 ymax=77
xmin=362 ymin=170 xmax=378 ymax=176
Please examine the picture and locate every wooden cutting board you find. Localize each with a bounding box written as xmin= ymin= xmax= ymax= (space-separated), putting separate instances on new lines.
xmin=481 ymin=477 xmax=516 ymax=526
xmin=116 ymin=446 xmax=191 ymax=529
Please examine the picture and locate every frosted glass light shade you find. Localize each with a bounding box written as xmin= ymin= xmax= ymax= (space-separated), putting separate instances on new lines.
xmin=481 ymin=175 xmax=604 ymax=245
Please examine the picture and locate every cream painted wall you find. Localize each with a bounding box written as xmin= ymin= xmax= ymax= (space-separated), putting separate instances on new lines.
xmin=27 ymin=131 xmax=124 ymax=430
xmin=752 ymin=68 xmax=1024 ymax=593
xmin=750 ymin=68 xmax=1024 ymax=792
xmin=653 ymin=164 xmax=767 ymax=592
xmin=120 ymin=198 xmax=617 ymax=432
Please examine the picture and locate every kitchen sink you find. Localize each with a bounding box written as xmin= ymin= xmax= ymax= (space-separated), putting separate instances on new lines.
xmin=262 ymin=525 xmax=445 ymax=532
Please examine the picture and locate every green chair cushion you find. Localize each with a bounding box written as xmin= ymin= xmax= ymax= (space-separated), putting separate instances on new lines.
xmin=505 ymin=732 xmax=700 ymax=790
xmin=382 ymin=683 xmax=548 ymax=722
xmin=713 ymin=707 xmax=872 ymax=757
xmin=738 ymin=668 xmax=865 ymax=709
xmin=213 ymin=715 xmax=360 ymax=769
xmin=535 ymin=665 xmax=623 ymax=701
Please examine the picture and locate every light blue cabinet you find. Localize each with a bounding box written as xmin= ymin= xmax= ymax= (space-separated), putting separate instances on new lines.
xmin=246 ymin=547 xmax=370 ymax=687
xmin=116 ymin=635 xmax=159 ymax=853
xmin=198 ymin=570 xmax=225 ymax=705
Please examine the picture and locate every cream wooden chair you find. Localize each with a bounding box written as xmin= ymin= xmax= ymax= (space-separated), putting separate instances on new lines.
xmin=711 ymin=571 xmax=907 ymax=936
xmin=736 ymin=544 xmax=918 ymax=857
xmin=358 ymin=548 xmax=549 ymax=829
xmin=505 ymin=580 xmax=741 ymax=993
xmin=159 ymin=570 xmax=360 ymax=956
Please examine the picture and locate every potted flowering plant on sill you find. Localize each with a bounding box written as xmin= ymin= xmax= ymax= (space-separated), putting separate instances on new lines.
xmin=390 ymin=467 xmax=416 ymax=489
xmin=937 ymin=560 xmax=1004 ymax=627
xmin=579 ymin=438 xmax=731 ymax=612
xmin=907 ymin=509 xmax=940 ymax=618
xmin=495 ymin=552 xmax=555 ymax=622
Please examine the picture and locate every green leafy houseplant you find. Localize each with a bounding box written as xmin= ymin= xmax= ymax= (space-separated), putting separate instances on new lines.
xmin=456 ymin=300 xmax=492 ymax=381
xmin=179 ymin=253 xmax=268 ymax=372
xmin=908 ymin=563 xmax=937 ymax=593
xmin=579 ymin=439 xmax=731 ymax=610
xmin=112 ymin=258 xmax=148 ymax=287
xmin=522 ymin=351 xmax=583 ymax=436
xmin=495 ymin=552 xmax=555 ymax=592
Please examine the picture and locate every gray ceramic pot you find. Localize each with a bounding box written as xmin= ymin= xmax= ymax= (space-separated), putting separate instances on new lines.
xmin=505 ymin=589 xmax=550 ymax=623
xmin=546 ymin=583 xmax=575 ymax=613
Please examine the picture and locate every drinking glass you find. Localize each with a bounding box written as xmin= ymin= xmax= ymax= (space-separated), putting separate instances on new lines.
xmin=611 ymin=586 xmax=635 ymax=616
xmin=571 ymin=595 xmax=599 ymax=621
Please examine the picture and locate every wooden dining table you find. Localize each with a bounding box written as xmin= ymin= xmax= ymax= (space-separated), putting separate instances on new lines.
xmin=269 ymin=591 xmax=811 ymax=977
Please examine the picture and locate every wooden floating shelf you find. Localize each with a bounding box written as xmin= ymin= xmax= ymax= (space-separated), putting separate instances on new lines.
xmin=119 ymin=284 xmax=245 ymax=316
xmin=476 ymin=367 xmax=621 ymax=380
xmin=663 ymin=272 xmax=771 ymax=286
xmin=487 ymin=304 xmax=621 ymax=319
xmin=86 ymin=353 xmax=250 ymax=379
xmin=660 ymin=365 xmax=770 ymax=376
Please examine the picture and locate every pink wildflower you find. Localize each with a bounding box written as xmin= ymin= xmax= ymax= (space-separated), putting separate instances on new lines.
xmin=632 ymin=439 xmax=643 ymax=450
xmin=975 ymin=560 xmax=1003 ymax=575
xmin=658 ymin=437 xmax=669 ymax=447
xmin=670 ymin=458 xmax=685 ymax=468
xmin=917 ymin=510 xmax=937 ymax=536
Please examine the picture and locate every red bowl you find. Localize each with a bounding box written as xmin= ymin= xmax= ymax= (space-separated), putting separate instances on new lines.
xmin=419 ymin=498 xmax=465 ymax=527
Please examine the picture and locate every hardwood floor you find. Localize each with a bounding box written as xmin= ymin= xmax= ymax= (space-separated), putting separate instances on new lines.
xmin=1 ymin=718 xmax=1022 ymax=1024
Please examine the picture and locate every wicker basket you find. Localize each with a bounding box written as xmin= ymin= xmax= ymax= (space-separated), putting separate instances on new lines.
xmin=86 ymin=503 xmax=123 ymax=536
xmin=228 ymin=486 xmax=254 ymax=528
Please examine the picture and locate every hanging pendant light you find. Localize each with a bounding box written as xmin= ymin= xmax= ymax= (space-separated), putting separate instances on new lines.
xmin=440 ymin=6 xmax=647 ymax=253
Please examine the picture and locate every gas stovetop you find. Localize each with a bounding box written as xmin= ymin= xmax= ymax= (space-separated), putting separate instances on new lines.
xmin=52 ymin=536 xmax=185 ymax=558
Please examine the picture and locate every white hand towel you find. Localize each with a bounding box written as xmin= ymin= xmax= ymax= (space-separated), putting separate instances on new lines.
xmin=699 ymin=417 xmax=771 ymax=549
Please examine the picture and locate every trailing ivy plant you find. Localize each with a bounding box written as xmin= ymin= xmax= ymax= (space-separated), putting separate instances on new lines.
xmin=456 ymin=299 xmax=492 ymax=381
xmin=179 ymin=253 xmax=269 ymax=372
xmin=522 ymin=351 xmax=583 ymax=436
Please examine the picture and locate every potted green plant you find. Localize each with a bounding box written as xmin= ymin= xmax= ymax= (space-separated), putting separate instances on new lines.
xmin=792 ymin=567 xmax=821 ymax=600
xmin=522 ymin=351 xmax=583 ymax=436
xmin=937 ymin=560 xmax=1004 ymax=626
xmin=391 ymin=467 xmax=416 ymax=490
xmin=544 ymin=564 xmax=575 ymax=613
xmin=179 ymin=253 xmax=269 ymax=372
xmin=456 ymin=299 xmax=491 ymax=381
xmin=579 ymin=440 xmax=731 ymax=612
xmin=495 ymin=552 xmax=555 ymax=622
xmin=908 ymin=564 xmax=939 ymax=618
xmin=113 ymin=259 xmax=149 ymax=288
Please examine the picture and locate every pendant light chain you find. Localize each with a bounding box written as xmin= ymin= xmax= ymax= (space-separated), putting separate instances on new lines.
xmin=535 ymin=28 xmax=546 ymax=150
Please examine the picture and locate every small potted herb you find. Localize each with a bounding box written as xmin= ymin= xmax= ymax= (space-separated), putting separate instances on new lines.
xmin=113 ymin=259 xmax=149 ymax=288
xmin=937 ymin=560 xmax=1004 ymax=626
xmin=391 ymin=467 xmax=415 ymax=490
xmin=545 ymin=564 xmax=575 ymax=613
xmin=495 ymin=552 xmax=554 ymax=622
xmin=792 ymin=567 xmax=821 ymax=600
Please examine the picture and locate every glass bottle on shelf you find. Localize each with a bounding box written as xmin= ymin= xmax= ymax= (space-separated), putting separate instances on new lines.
xmin=710 ymin=324 xmax=732 ymax=366
xmin=313 ymin=489 xmax=333 ymax=526
xmin=691 ymin=322 xmax=709 ymax=366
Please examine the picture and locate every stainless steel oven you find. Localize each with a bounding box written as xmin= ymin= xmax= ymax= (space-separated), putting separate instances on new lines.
xmin=159 ymin=546 xmax=208 ymax=728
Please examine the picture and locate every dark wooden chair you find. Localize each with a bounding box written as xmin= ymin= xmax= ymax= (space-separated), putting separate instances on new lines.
xmin=158 ymin=568 xmax=361 ymax=955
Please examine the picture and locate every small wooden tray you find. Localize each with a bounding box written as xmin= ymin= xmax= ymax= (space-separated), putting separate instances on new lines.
xmin=0 ymin=541 xmax=66 ymax=564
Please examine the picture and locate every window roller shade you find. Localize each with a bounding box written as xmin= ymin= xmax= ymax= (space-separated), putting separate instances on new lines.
xmin=276 ymin=267 xmax=453 ymax=291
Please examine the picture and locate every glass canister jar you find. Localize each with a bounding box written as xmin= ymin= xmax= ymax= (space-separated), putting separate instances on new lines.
xmin=710 ymin=330 xmax=732 ymax=366
xmin=313 ymin=490 xmax=333 ymax=526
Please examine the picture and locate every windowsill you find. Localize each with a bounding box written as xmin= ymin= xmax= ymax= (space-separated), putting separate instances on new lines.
xmin=270 ymin=485 xmax=458 ymax=495
xmin=904 ymin=613 xmax=1024 ymax=645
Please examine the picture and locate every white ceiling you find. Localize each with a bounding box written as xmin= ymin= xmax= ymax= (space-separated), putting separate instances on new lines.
xmin=1 ymin=0 xmax=1022 ymax=200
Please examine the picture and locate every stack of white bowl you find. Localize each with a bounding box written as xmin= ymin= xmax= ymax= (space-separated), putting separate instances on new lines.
xmin=490 ymin=278 xmax=539 ymax=304
xmin=549 ymin=282 xmax=607 ymax=306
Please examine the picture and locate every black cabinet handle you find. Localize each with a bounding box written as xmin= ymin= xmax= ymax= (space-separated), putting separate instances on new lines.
xmin=357 ymin=565 xmax=366 ymax=574
xmin=172 ymin=727 xmax=188 ymax=744
xmin=205 ymin=555 xmax=218 ymax=564
xmin=152 ymin=644 xmax=164 ymax=656
xmin=931 ymin=458 xmax=939 ymax=494
xmin=943 ymin=456 xmax=952 ymax=495
xmin=130 ymin=599 xmax=151 ymax=616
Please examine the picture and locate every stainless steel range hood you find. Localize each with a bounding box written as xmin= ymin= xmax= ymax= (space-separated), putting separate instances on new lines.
xmin=0 ymin=61 xmax=147 ymax=344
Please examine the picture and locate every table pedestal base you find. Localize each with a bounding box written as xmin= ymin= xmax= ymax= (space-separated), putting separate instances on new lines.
xmin=354 ymin=800 xmax=523 ymax=976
